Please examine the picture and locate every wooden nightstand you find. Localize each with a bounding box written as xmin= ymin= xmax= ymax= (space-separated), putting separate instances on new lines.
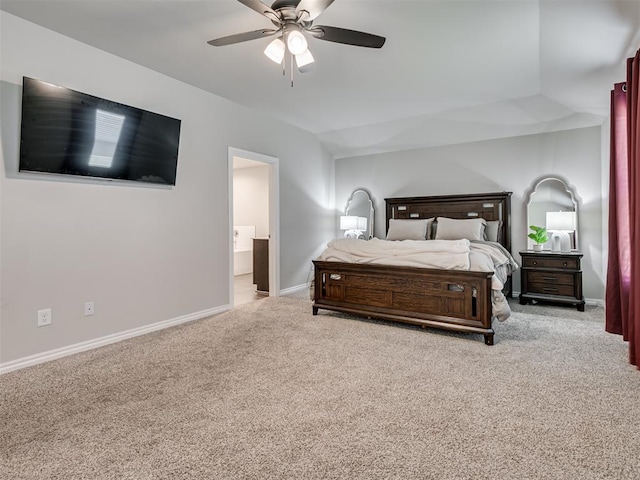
xmin=519 ymin=250 xmax=585 ymax=311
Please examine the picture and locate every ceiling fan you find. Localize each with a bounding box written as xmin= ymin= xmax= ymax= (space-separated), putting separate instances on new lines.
xmin=207 ymin=0 xmax=386 ymax=82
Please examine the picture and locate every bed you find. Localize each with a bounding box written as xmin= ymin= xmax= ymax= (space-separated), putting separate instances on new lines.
xmin=312 ymin=192 xmax=513 ymax=345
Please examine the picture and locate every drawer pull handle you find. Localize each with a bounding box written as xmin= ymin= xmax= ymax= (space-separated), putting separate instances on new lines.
xmin=543 ymin=276 xmax=557 ymax=281
xmin=543 ymin=287 xmax=558 ymax=292
xmin=563 ymin=262 xmax=568 ymax=266
xmin=329 ymin=274 xmax=342 ymax=281
xmin=532 ymin=261 xmax=537 ymax=265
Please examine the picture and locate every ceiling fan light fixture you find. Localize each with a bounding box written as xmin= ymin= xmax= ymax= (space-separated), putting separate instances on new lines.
xmin=286 ymin=29 xmax=308 ymax=56
xmin=208 ymin=0 xmax=386 ymax=85
xmin=295 ymin=48 xmax=314 ymax=68
xmin=264 ymin=37 xmax=285 ymax=63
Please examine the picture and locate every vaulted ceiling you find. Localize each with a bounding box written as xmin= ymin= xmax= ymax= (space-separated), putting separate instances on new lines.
xmin=2 ymin=0 xmax=639 ymax=158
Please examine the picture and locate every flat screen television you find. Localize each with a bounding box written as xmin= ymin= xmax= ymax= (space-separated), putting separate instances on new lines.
xmin=19 ymin=77 xmax=181 ymax=185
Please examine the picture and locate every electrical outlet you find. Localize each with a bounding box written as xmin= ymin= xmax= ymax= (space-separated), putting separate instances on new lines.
xmin=37 ymin=308 xmax=52 ymax=327
xmin=84 ymin=301 xmax=95 ymax=316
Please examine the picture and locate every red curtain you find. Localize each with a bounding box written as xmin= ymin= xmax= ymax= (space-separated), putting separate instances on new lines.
xmin=628 ymin=51 xmax=640 ymax=367
xmin=606 ymin=83 xmax=630 ymax=337
xmin=608 ymin=49 xmax=640 ymax=368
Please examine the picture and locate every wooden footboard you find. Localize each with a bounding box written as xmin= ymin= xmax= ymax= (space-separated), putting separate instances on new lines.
xmin=312 ymin=260 xmax=495 ymax=345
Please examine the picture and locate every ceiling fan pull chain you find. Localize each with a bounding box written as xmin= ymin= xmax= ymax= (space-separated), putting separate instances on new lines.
xmin=290 ymin=53 xmax=295 ymax=87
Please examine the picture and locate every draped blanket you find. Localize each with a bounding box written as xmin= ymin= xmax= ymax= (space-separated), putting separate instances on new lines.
xmin=316 ymin=238 xmax=519 ymax=321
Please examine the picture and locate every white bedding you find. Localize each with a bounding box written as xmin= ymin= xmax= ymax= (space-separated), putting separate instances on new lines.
xmin=316 ymin=238 xmax=519 ymax=321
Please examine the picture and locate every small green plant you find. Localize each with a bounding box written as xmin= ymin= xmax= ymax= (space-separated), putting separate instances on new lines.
xmin=528 ymin=225 xmax=548 ymax=244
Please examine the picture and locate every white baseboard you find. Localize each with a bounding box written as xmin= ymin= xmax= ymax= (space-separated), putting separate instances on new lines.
xmin=280 ymin=283 xmax=310 ymax=296
xmin=585 ymin=298 xmax=605 ymax=307
xmin=0 ymin=305 xmax=230 ymax=375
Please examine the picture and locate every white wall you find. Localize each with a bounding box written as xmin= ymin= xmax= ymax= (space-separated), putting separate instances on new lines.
xmin=233 ymin=165 xmax=270 ymax=239
xmin=335 ymin=126 xmax=605 ymax=302
xmin=0 ymin=12 xmax=335 ymax=365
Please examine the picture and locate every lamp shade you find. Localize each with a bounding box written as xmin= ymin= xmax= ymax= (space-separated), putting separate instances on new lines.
xmin=546 ymin=211 xmax=576 ymax=231
xmin=357 ymin=217 xmax=367 ymax=230
xmin=340 ymin=216 xmax=358 ymax=230
xmin=286 ymin=29 xmax=308 ymax=55
xmin=295 ymin=48 xmax=314 ymax=70
xmin=264 ymin=38 xmax=285 ymax=64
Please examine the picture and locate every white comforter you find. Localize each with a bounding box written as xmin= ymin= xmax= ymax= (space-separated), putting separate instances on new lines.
xmin=316 ymin=238 xmax=519 ymax=321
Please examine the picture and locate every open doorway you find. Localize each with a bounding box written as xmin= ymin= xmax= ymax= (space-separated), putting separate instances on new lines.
xmin=228 ymin=147 xmax=279 ymax=308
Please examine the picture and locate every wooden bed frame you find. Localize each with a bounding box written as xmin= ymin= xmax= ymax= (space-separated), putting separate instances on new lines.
xmin=312 ymin=192 xmax=512 ymax=345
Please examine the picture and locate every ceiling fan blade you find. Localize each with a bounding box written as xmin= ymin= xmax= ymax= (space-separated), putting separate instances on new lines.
xmin=237 ymin=0 xmax=278 ymax=19
xmin=309 ymin=26 xmax=386 ymax=48
xmin=207 ymin=29 xmax=278 ymax=47
xmin=296 ymin=0 xmax=335 ymax=21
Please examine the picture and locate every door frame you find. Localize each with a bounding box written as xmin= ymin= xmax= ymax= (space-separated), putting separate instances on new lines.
xmin=228 ymin=147 xmax=280 ymax=307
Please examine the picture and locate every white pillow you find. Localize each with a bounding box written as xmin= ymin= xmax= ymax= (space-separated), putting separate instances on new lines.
xmin=386 ymin=218 xmax=433 ymax=241
xmin=485 ymin=220 xmax=502 ymax=242
xmin=434 ymin=217 xmax=487 ymax=241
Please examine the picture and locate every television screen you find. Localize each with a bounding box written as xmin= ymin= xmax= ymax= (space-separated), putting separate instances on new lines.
xmin=19 ymin=77 xmax=181 ymax=185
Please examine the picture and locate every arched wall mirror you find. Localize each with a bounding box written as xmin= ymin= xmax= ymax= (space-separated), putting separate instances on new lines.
xmin=525 ymin=176 xmax=579 ymax=251
xmin=343 ymin=189 xmax=375 ymax=240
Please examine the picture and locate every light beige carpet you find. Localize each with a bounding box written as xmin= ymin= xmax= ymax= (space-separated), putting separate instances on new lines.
xmin=1 ymin=296 xmax=639 ymax=480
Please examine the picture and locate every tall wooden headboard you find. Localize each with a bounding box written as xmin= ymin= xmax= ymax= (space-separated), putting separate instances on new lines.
xmin=385 ymin=192 xmax=513 ymax=253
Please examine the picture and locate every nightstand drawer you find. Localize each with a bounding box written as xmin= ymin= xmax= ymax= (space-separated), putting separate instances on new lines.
xmin=527 ymin=282 xmax=575 ymax=296
xmin=527 ymin=271 xmax=575 ymax=286
xmin=522 ymin=256 xmax=579 ymax=270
